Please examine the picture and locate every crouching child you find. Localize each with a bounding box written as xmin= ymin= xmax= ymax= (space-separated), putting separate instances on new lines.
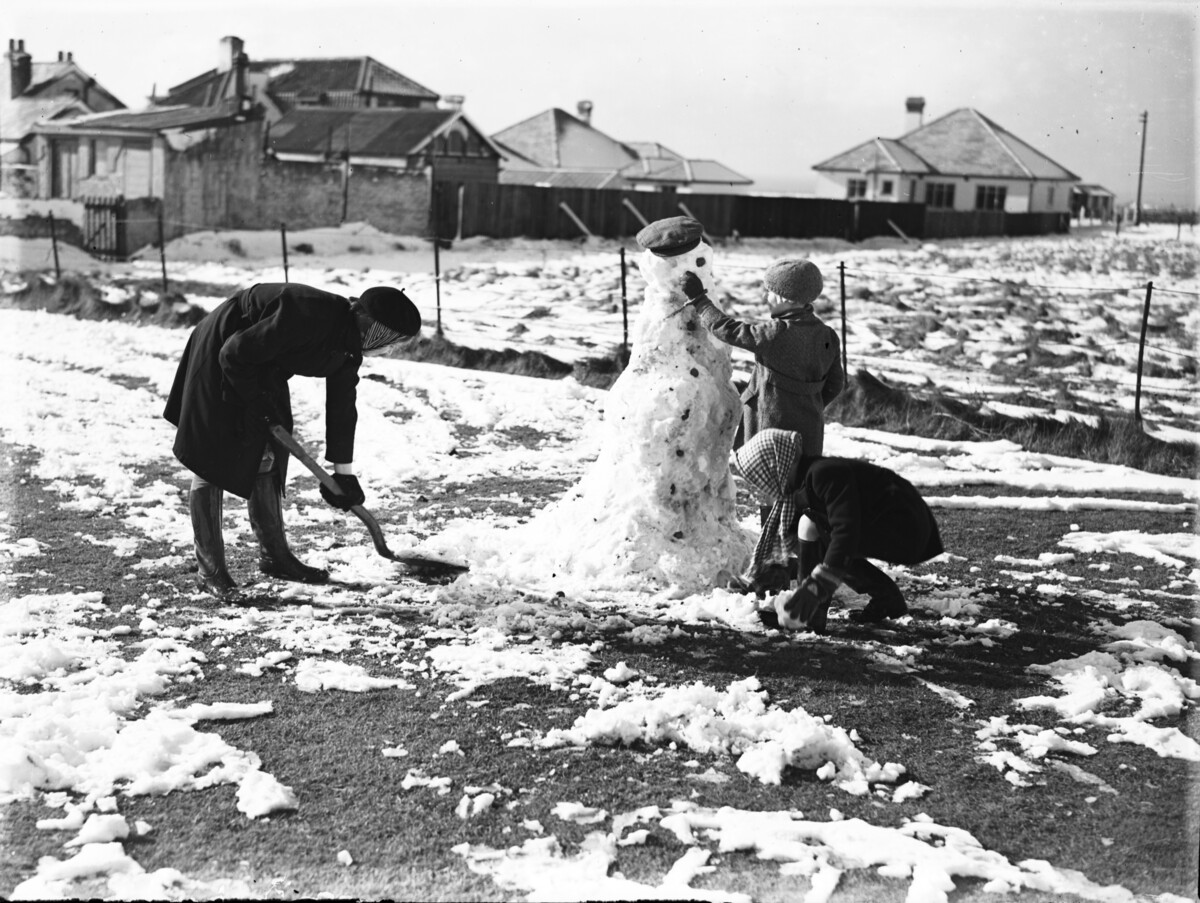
xmin=730 ymin=429 xmax=944 ymax=633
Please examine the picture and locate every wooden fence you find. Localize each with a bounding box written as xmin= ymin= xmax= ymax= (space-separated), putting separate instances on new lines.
xmin=431 ymin=181 xmax=1051 ymax=243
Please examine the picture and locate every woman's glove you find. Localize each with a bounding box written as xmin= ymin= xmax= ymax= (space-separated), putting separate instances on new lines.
xmin=678 ymin=271 xmax=706 ymax=302
xmin=775 ymin=564 xmax=841 ymax=632
xmin=320 ymin=474 xmax=365 ymax=510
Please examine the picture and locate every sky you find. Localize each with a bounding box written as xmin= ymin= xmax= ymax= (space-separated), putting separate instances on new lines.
xmin=9 ymin=0 xmax=1197 ymax=208
xmin=1 ymin=226 xmax=1198 ymax=898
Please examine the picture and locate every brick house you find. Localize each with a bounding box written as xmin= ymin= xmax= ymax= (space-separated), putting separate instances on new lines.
xmin=812 ymin=98 xmax=1079 ymax=215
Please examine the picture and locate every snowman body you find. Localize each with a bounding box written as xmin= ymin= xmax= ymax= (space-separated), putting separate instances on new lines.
xmin=510 ymin=242 xmax=750 ymax=592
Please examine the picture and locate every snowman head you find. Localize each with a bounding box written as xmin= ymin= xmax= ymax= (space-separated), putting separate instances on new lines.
xmin=639 ymin=240 xmax=714 ymax=294
xmin=634 ymin=216 xmax=714 ymax=293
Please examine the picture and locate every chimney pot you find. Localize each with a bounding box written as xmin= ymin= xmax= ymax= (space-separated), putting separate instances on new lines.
xmin=904 ymin=96 xmax=926 ymax=132
xmin=7 ymin=37 xmax=32 ymax=98
xmin=218 ymin=35 xmax=244 ymax=73
xmin=577 ymin=100 xmax=593 ymax=124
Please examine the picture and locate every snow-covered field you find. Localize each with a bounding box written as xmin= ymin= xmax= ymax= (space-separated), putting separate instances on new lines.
xmin=0 ymin=223 xmax=1197 ymax=901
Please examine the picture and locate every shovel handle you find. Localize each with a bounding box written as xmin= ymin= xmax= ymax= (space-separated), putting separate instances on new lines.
xmin=268 ymin=425 xmax=398 ymax=560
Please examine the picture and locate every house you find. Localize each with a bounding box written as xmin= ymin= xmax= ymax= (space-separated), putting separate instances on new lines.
xmin=0 ymin=38 xmax=126 ymax=196
xmin=812 ymin=98 xmax=1078 ymax=215
xmin=492 ymin=102 xmax=752 ymax=193
xmin=1071 ymin=184 xmax=1115 ymax=223
xmin=19 ymin=36 xmax=502 ymax=253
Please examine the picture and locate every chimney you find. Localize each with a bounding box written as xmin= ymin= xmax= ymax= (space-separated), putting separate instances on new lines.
xmin=7 ymin=39 xmax=32 ymax=98
xmin=218 ymin=35 xmax=244 ymax=73
xmin=577 ymin=100 xmax=593 ymax=124
xmin=905 ymin=96 xmax=925 ymax=133
xmin=440 ymin=94 xmax=464 ymax=111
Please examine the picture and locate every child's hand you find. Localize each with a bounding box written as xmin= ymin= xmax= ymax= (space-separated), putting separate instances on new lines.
xmin=677 ymin=271 xmax=706 ymax=301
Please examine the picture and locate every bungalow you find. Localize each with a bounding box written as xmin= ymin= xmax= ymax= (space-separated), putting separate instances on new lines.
xmin=492 ymin=102 xmax=752 ymax=193
xmin=812 ymin=98 xmax=1078 ymax=215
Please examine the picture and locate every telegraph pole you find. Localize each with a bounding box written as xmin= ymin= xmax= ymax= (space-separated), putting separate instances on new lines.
xmin=1134 ymin=111 xmax=1148 ymax=226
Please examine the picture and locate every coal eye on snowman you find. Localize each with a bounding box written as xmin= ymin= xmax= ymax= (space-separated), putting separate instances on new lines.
xmin=695 ymin=256 xmax=706 ymax=267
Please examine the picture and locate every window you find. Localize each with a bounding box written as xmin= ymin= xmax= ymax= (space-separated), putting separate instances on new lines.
xmin=880 ymin=179 xmax=894 ymax=196
xmin=847 ymin=178 xmax=867 ymax=199
xmin=975 ymin=185 xmax=1007 ymax=211
xmin=1047 ymin=186 xmax=1055 ymax=206
xmin=925 ymin=182 xmax=955 ymax=208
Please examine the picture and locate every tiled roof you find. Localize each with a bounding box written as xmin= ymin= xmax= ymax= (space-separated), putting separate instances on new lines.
xmin=499 ymin=168 xmax=625 ymax=189
xmin=265 ymin=57 xmax=438 ymax=101
xmin=491 ymin=108 xmax=637 ymax=169
xmin=157 ymin=56 xmax=438 ymax=109
xmin=812 ymin=137 xmax=933 ymax=175
xmin=814 ymin=108 xmax=1078 ymax=181
xmin=0 ymin=96 xmax=88 ymax=146
xmin=268 ymin=108 xmax=470 ymax=157
xmin=49 ymin=99 xmax=248 ymax=132
xmin=0 ymin=58 xmax=126 ymax=142
xmin=625 ymin=141 xmax=684 ymax=160
xmin=620 ymin=157 xmax=752 ymax=185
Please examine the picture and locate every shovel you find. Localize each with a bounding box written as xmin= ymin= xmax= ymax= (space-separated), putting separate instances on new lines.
xmin=269 ymin=425 xmax=468 ymax=578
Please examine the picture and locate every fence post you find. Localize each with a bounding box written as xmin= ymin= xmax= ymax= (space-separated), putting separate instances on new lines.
xmin=559 ymin=202 xmax=593 ymax=238
xmin=157 ymin=204 xmax=168 ymax=295
xmin=48 ymin=212 xmax=61 ymax=280
xmin=1133 ymin=281 xmax=1153 ymax=424
xmin=619 ymin=247 xmax=628 ymax=354
xmin=431 ymin=179 xmax=443 ymax=335
xmin=838 ymin=261 xmax=848 ymax=375
xmin=280 ymin=222 xmax=289 ymax=283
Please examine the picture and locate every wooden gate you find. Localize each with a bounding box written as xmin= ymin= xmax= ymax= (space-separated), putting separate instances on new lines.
xmin=82 ymin=195 xmax=127 ymax=259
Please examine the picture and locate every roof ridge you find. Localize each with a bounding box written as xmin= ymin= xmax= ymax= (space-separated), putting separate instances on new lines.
xmin=969 ymin=108 xmax=1034 ymax=179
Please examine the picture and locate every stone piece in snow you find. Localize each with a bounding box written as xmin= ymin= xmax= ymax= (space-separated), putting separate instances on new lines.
xmin=65 ymin=813 xmax=129 ymax=847
xmin=235 ymin=770 xmax=298 ymax=818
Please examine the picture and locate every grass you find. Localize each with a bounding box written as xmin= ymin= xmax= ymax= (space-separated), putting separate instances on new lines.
xmin=826 ymin=368 xmax=1199 ymax=479
xmin=2 ymin=428 xmax=1197 ymax=900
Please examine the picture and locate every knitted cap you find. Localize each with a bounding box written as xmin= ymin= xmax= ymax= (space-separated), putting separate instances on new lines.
xmin=763 ymin=259 xmax=823 ymax=305
xmin=358 ymin=287 xmax=421 ymax=336
xmin=636 ymin=216 xmax=704 ymax=257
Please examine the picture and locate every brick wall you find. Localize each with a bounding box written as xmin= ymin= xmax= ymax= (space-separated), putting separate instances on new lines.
xmin=161 ymin=119 xmax=433 ymax=238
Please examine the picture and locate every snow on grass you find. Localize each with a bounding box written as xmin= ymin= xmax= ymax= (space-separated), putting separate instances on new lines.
xmin=1 ymin=228 xmax=1197 ymax=898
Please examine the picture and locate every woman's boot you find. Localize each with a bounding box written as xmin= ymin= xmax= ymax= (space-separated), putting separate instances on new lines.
xmin=248 ymin=473 xmax=329 ymax=584
xmin=190 ymin=486 xmax=238 ymax=597
xmin=842 ymin=559 xmax=907 ymax=622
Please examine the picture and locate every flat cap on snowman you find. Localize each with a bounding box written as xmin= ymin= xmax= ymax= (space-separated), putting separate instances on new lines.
xmin=636 ymin=216 xmax=705 ymax=257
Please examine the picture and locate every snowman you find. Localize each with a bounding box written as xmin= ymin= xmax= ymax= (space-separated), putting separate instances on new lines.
xmin=489 ymin=216 xmax=752 ymax=594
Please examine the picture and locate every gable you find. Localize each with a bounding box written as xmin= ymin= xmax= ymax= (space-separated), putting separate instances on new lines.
xmin=813 ymin=138 xmax=933 ymax=175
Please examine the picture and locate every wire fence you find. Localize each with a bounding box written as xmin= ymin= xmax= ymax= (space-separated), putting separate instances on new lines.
xmin=27 ymin=211 xmax=1197 ymax=426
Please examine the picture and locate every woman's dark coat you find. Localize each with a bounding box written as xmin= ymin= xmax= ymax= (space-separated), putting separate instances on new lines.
xmin=163 ymin=283 xmax=363 ymax=499
xmin=694 ymin=299 xmax=844 ymax=454
xmin=793 ymin=457 xmax=943 ymax=572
